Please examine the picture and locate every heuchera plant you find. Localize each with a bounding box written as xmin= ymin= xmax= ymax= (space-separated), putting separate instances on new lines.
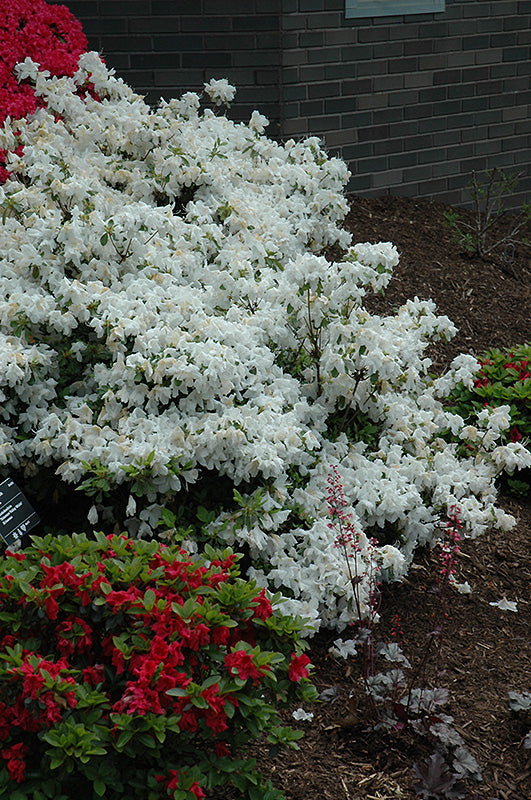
xmin=0 ymin=0 xmax=88 ymax=181
xmin=326 ymin=469 xmax=482 ymax=798
xmin=0 ymin=534 xmax=315 ymax=799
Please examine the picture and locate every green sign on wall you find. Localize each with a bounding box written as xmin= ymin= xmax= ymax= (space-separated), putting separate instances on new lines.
xmin=345 ymin=0 xmax=445 ymax=17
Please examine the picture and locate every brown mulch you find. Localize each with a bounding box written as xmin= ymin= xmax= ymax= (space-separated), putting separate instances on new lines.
xmin=220 ymin=196 xmax=531 ymax=800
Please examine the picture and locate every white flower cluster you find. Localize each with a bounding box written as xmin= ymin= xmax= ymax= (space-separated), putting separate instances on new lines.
xmin=1 ymin=53 xmax=530 ymax=632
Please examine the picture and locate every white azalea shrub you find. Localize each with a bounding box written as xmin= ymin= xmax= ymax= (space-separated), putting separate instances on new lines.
xmin=1 ymin=54 xmax=530 ymax=632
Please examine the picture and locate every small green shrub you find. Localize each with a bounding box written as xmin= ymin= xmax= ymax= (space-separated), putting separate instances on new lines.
xmin=443 ymin=167 xmax=531 ymax=258
xmin=0 ymin=534 xmax=316 ymax=799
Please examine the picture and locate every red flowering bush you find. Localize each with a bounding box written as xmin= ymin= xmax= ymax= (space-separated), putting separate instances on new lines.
xmin=0 ymin=0 xmax=88 ymax=181
xmin=0 ymin=533 xmax=315 ymax=799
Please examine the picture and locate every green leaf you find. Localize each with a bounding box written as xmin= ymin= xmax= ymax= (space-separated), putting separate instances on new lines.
xmin=93 ymin=779 xmax=106 ymax=797
xmin=143 ymin=588 xmax=156 ymax=610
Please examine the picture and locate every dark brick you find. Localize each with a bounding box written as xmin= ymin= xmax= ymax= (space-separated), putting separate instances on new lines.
xmin=325 ymin=64 xmax=358 ymax=80
xmin=355 ymin=156 xmax=389 ymax=173
xmin=357 ymin=60 xmax=389 ymax=77
xmin=203 ymin=0 xmax=258 ymax=12
xmin=324 ymin=29 xmax=357 ymax=45
xmin=461 ymin=2 xmax=491 ymax=18
xmin=310 ymin=114 xmax=342 ymax=131
xmin=100 ymin=53 xmax=131 ymax=70
xmin=299 ymin=100 xmax=325 ymax=116
xmin=101 ymin=35 xmax=150 ymax=51
xmin=388 ymin=57 xmax=418 ymax=73
xmin=489 ymin=93 xmax=518 ymax=109
xmin=233 ymin=16 xmax=280 ymax=31
xmin=490 ymin=63 xmax=517 ymax=78
xmin=84 ymin=17 xmax=127 ymax=34
xmin=298 ymin=66 xmax=327 ymax=82
xmin=341 ymin=78 xmax=373 ymax=95
xmin=341 ymin=111 xmax=373 ymax=128
xmin=507 ymin=13 xmax=531 ymax=30
xmin=341 ymin=143 xmax=374 ymax=160
xmin=300 ymin=0 xmax=325 ymax=9
xmin=404 ymin=39 xmax=433 ymax=56
xmin=490 ymin=32 xmax=519 ymax=47
xmin=135 ymin=53 xmax=180 ymax=68
xmin=388 ymin=90 xmax=419 ymax=107
xmin=308 ymin=82 xmax=341 ymax=99
xmin=357 ymin=27 xmax=390 ymax=43
xmin=283 ymin=85 xmax=307 ymax=101
xmin=307 ymin=47 xmax=342 ymax=64
xmin=418 ymin=147 xmax=446 ymax=165
xmin=388 ymin=151 xmax=417 ymax=168
xmin=100 ymin=1 xmax=152 ymax=14
xmin=307 ymin=12 xmax=343 ymax=28
xmin=153 ymin=36 xmax=204 ymax=51
xmin=418 ymin=87 xmax=447 ymax=103
xmin=417 ymin=21 xmax=450 ymax=39
xmin=339 ymin=44 xmax=374 ymax=61
xmin=402 ymin=165 xmax=434 ymax=182
xmin=406 ymin=134 xmax=434 ymax=150
xmin=347 ymin=174 xmax=372 ymax=192
xmin=181 ymin=16 xmax=232 ymax=32
xmin=233 ymin=50 xmax=281 ymax=67
xmin=418 ymin=116 xmax=448 ymax=133
xmin=325 ymin=96 xmax=359 ymax=114
xmin=256 ymin=69 xmax=281 ymax=85
xmin=503 ymin=46 xmax=530 ymax=61
xmin=372 ymin=42 xmax=404 ymax=60
xmin=182 ymin=52 xmax=233 ymax=68
xmin=300 ymin=31 xmax=325 ymax=47
xmin=358 ymin=125 xmax=389 ymax=142
xmin=388 ymin=121 xmax=420 ymax=137
xmin=365 ymin=106 xmax=396 ymax=123
xmin=433 ymin=69 xmax=462 ymax=86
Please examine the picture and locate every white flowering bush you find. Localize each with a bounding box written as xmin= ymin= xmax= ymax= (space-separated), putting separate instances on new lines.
xmin=1 ymin=54 xmax=530 ymax=632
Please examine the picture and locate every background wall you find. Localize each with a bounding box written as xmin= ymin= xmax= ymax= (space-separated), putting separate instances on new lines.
xmin=50 ymin=0 xmax=531 ymax=209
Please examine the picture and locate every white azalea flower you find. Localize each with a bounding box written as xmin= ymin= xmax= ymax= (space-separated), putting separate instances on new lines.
xmin=489 ymin=597 xmax=518 ymax=612
xmin=292 ymin=708 xmax=314 ymax=722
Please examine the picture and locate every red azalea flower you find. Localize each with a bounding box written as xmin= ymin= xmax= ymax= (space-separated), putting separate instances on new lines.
xmin=214 ymin=741 xmax=230 ymax=757
xmin=225 ymin=649 xmax=266 ymax=682
xmin=288 ymin=652 xmax=311 ymax=682
xmin=211 ymin=625 xmax=231 ymax=646
xmin=4 ymin=550 xmax=26 ymax=561
xmin=510 ymin=427 xmax=523 ymax=443
xmin=1 ymin=742 xmax=28 ymax=783
xmin=82 ymin=664 xmax=105 ymax=687
xmin=250 ymin=588 xmax=273 ymax=620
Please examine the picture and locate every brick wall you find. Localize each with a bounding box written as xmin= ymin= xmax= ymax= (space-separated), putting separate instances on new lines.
xmin=282 ymin=0 xmax=531 ymax=208
xmin=49 ymin=0 xmax=531 ymax=209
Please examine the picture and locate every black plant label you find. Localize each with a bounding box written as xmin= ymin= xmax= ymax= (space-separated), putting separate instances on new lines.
xmin=0 ymin=478 xmax=40 ymax=547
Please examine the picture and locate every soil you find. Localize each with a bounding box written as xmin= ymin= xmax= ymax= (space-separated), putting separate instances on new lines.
xmin=222 ymin=196 xmax=531 ymax=800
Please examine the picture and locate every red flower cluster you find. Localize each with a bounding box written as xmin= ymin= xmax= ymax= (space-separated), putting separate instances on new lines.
xmin=288 ymin=653 xmax=311 ymax=682
xmin=1 ymin=743 xmax=28 ymax=783
xmin=225 ymin=649 xmax=269 ymax=683
xmin=0 ymin=536 xmax=307 ymax=796
xmin=0 ymin=0 xmax=88 ymax=181
xmin=504 ymin=357 xmax=530 ymax=382
xmin=155 ymin=769 xmax=205 ymax=799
